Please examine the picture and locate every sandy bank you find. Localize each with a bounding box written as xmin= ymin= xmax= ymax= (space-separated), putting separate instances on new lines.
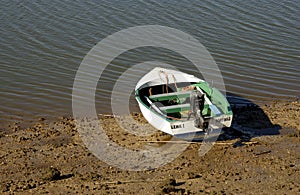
xmin=0 ymin=100 xmax=299 ymax=194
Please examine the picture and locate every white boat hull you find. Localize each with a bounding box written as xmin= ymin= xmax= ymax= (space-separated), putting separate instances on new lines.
xmin=135 ymin=67 xmax=233 ymax=136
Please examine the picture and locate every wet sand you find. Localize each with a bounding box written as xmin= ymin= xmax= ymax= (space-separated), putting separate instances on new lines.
xmin=0 ymin=99 xmax=299 ymax=194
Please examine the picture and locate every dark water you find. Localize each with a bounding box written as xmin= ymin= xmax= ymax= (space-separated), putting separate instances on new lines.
xmin=1 ymin=0 xmax=299 ymax=123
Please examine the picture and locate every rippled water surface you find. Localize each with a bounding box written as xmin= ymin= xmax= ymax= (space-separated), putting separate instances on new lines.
xmin=1 ymin=0 xmax=299 ymax=123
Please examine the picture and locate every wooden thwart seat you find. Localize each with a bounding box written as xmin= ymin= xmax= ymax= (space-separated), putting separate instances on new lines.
xmin=149 ymin=91 xmax=193 ymax=114
xmin=159 ymin=103 xmax=191 ymax=113
xmin=149 ymin=91 xmax=195 ymax=101
xmin=149 ymin=87 xmax=222 ymax=116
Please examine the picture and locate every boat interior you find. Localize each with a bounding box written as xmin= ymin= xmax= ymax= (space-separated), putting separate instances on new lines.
xmin=137 ymin=82 xmax=214 ymax=129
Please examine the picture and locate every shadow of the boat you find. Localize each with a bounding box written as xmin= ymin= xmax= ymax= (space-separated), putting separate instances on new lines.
xmin=174 ymin=94 xmax=281 ymax=143
xmin=226 ymin=94 xmax=281 ymax=136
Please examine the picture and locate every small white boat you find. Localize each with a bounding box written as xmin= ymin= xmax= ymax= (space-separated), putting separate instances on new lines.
xmin=135 ymin=67 xmax=233 ymax=136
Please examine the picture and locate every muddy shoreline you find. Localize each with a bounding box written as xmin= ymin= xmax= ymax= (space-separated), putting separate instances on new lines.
xmin=1 ymin=99 xmax=299 ymax=194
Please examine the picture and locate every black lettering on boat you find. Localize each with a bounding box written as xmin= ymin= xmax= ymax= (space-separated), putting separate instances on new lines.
xmin=171 ymin=124 xmax=184 ymax=129
xmin=215 ymin=116 xmax=232 ymax=123
xmin=224 ymin=117 xmax=231 ymax=121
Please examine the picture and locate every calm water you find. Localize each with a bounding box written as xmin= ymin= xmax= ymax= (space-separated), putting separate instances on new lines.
xmin=1 ymin=0 xmax=299 ymax=123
